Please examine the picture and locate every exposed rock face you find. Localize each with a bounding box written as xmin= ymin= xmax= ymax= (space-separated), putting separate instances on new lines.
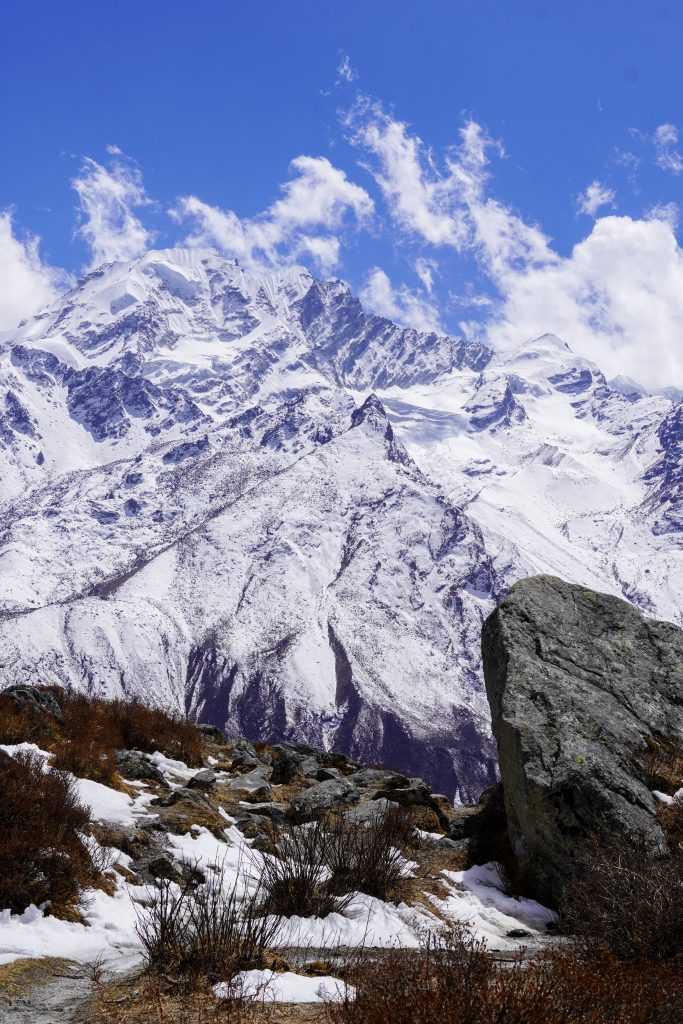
xmin=482 ymin=575 xmax=683 ymax=903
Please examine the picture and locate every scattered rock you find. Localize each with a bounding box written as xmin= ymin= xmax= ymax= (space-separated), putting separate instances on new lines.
xmin=1 ymin=684 xmax=63 ymax=723
xmin=224 ymin=766 xmax=274 ymax=802
xmin=350 ymin=767 xmax=409 ymax=791
xmin=115 ymin=750 xmax=170 ymax=788
xmin=187 ymin=768 xmax=217 ymax=790
xmin=290 ymin=778 xmax=360 ymax=821
xmin=374 ymin=780 xmax=451 ymax=829
xmin=197 ymin=723 xmax=226 ymax=743
xmin=482 ymin=575 xmax=683 ymax=903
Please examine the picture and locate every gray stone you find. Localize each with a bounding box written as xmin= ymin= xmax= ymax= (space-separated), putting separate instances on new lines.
xmin=151 ymin=786 xmax=210 ymax=807
xmin=349 ymin=767 xmax=409 ymax=791
xmin=197 ymin=723 xmax=226 ymax=743
xmin=290 ymin=778 xmax=360 ymax=821
xmin=225 ymin=766 xmax=274 ymax=802
xmin=246 ymin=801 xmax=288 ymax=824
xmin=482 ymin=575 xmax=683 ymax=903
xmin=2 ymin=683 xmax=63 ymax=723
xmin=270 ymin=745 xmax=321 ymax=784
xmin=115 ymin=749 xmax=170 ymax=788
xmin=373 ymin=781 xmax=451 ymax=829
xmin=315 ymin=766 xmax=342 ymax=781
xmin=187 ymin=768 xmax=217 ymax=790
xmin=344 ymin=797 xmax=394 ymax=826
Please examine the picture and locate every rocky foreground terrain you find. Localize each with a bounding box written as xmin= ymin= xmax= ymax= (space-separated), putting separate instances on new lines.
xmin=2 ymin=575 xmax=683 ymax=1022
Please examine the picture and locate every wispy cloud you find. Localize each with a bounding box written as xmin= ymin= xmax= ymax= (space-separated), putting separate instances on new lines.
xmin=0 ymin=211 xmax=69 ymax=330
xmin=360 ymin=266 xmax=443 ymax=333
xmin=346 ymin=98 xmax=683 ymax=389
xmin=72 ymin=152 xmax=155 ymax=268
xmin=171 ymin=155 xmax=373 ymax=274
xmin=576 ymin=180 xmax=616 ymax=217
xmin=336 ymin=54 xmax=357 ymax=84
xmin=653 ymin=123 xmax=683 ymax=174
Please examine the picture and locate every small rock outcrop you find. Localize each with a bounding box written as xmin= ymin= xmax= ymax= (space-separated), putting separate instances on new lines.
xmin=482 ymin=575 xmax=683 ymax=903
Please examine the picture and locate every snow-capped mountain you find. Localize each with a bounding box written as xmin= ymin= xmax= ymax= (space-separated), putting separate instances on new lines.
xmin=0 ymin=247 xmax=681 ymax=801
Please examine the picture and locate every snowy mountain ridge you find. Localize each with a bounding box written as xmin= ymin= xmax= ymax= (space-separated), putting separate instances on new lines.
xmin=0 ymin=247 xmax=681 ymax=800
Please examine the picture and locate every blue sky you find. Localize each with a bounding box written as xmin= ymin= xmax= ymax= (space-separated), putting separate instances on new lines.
xmin=2 ymin=0 xmax=683 ymax=388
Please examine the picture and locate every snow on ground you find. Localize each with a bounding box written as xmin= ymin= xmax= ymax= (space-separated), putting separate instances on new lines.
xmin=0 ymin=747 xmax=556 ymax=975
xmin=215 ymin=970 xmax=354 ymax=1003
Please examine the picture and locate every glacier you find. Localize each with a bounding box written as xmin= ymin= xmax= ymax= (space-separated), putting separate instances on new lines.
xmin=0 ymin=247 xmax=681 ymax=801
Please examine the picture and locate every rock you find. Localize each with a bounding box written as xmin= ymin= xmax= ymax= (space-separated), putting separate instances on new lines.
xmin=245 ymin=802 xmax=288 ymax=824
xmin=197 ymin=723 xmax=226 ymax=743
xmin=225 ymin=766 xmax=274 ymax=802
xmin=315 ymin=766 xmax=341 ymax=782
xmin=115 ymin=750 xmax=170 ymax=788
xmin=344 ymin=797 xmax=394 ymax=826
xmin=374 ymin=780 xmax=451 ymax=829
xmin=146 ymin=854 xmax=182 ymax=882
xmin=482 ymin=575 xmax=683 ymax=903
xmin=1 ymin=684 xmax=63 ymax=723
xmin=187 ymin=768 xmax=217 ymax=790
xmin=290 ymin=778 xmax=360 ymax=821
xmin=231 ymin=752 xmax=260 ymax=771
xmin=151 ymin=786 xmax=210 ymax=808
xmin=349 ymin=767 xmax=409 ymax=792
xmin=270 ymin=744 xmax=322 ymax=784
xmin=436 ymin=837 xmax=471 ymax=854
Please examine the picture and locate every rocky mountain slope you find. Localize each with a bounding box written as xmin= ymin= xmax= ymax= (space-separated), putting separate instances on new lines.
xmin=0 ymin=248 xmax=681 ymax=800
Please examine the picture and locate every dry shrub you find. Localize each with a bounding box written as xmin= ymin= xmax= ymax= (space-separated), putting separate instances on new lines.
xmin=560 ymin=832 xmax=683 ymax=964
xmin=645 ymin=734 xmax=683 ymax=796
xmin=1 ymin=685 xmax=205 ymax=785
xmin=258 ymin=818 xmax=352 ymax=918
xmin=0 ymin=749 xmax=95 ymax=915
xmin=135 ymin=865 xmax=279 ymax=991
xmin=328 ymin=926 xmax=683 ymax=1024
xmin=0 ymin=692 xmax=56 ymax=746
xmin=257 ymin=806 xmax=420 ymax=917
xmin=327 ymin=805 xmax=416 ymax=901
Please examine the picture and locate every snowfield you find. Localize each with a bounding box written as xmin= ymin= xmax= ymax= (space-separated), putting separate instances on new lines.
xmin=0 ymin=247 xmax=681 ymax=798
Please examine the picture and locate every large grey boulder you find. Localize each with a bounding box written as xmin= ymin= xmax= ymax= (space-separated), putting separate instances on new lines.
xmin=482 ymin=575 xmax=683 ymax=903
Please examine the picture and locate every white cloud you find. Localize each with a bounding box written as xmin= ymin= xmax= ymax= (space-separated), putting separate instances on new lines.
xmin=653 ymin=123 xmax=683 ymax=174
xmin=488 ymin=215 xmax=683 ymax=390
xmin=336 ymin=54 xmax=357 ymax=83
xmin=576 ymin=180 xmax=616 ymax=217
xmin=0 ymin=211 xmax=68 ymax=330
xmin=360 ymin=267 xmax=443 ymax=333
xmin=414 ymin=257 xmax=438 ymax=294
xmin=72 ymin=154 xmax=154 ymax=268
xmin=347 ymin=99 xmax=552 ymax=284
xmin=349 ymin=100 xmax=683 ymax=389
xmin=172 ymin=155 xmax=373 ymax=274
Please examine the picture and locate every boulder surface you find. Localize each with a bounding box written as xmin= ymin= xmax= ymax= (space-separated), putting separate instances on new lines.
xmin=482 ymin=575 xmax=683 ymax=903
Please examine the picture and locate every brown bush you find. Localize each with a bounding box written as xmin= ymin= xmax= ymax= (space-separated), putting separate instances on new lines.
xmin=0 ymin=693 xmax=56 ymax=746
xmin=327 ymin=805 xmax=417 ymax=901
xmin=258 ymin=817 xmax=353 ymax=919
xmin=0 ymin=686 xmax=204 ymax=785
xmin=0 ymin=749 xmax=95 ymax=915
xmin=135 ymin=865 xmax=279 ymax=991
xmin=560 ymin=832 xmax=683 ymax=964
xmin=328 ymin=927 xmax=683 ymax=1024
xmin=645 ymin=735 xmax=683 ymax=796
